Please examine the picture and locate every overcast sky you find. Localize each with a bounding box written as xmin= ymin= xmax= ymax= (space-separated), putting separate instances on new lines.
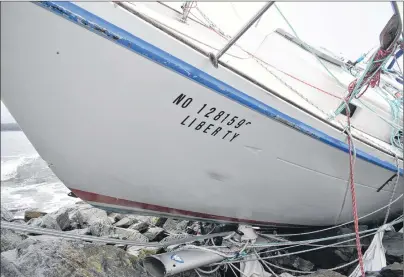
xmin=191 ymin=2 xmax=402 ymax=59
xmin=1 ymin=2 xmax=402 ymax=123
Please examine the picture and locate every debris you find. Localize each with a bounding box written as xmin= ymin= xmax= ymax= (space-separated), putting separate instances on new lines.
xmin=24 ymin=210 xmax=47 ymax=222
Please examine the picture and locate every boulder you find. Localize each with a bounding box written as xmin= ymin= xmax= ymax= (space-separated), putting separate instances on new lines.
xmin=114 ymin=216 xmax=138 ymax=228
xmin=143 ymin=227 xmax=165 ymax=241
xmin=126 ymin=246 xmax=160 ymax=259
xmin=107 ymin=213 xmax=125 ymax=223
xmin=89 ymin=222 xmax=149 ymax=242
xmin=0 ymin=239 xmax=146 ymax=277
xmin=303 ymin=270 xmax=347 ymax=277
xmin=128 ymin=221 xmax=149 ymax=233
xmin=1 ymin=254 xmax=25 ymax=277
xmin=27 ymin=214 xmax=61 ymax=230
xmin=383 ymin=231 xmax=403 ymax=263
xmin=89 ymin=222 xmax=114 ymax=237
xmin=114 ymin=227 xmax=149 ymax=242
xmin=24 ymin=210 xmax=47 ymax=222
xmin=0 ymin=229 xmax=28 ymax=252
xmin=76 ymin=206 xmax=111 ymax=227
xmin=272 ymin=254 xmax=315 ymax=272
xmin=48 ymin=208 xmax=71 ymax=230
xmin=155 ymin=217 xmax=168 ymax=227
xmin=378 ymin=263 xmax=403 ymax=277
xmin=1 ymin=205 xmax=14 ymax=222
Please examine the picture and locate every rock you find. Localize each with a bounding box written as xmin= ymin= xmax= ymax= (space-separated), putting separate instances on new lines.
xmin=1 ymin=254 xmax=25 ymax=277
xmin=1 ymin=229 xmax=28 ymax=252
xmin=160 ymin=233 xmax=190 ymax=245
xmin=279 ymin=273 xmax=294 ymax=277
xmin=163 ymin=218 xmax=190 ymax=234
xmin=126 ymin=246 xmax=160 ymax=259
xmin=76 ymin=206 xmax=111 ymax=227
xmin=114 ymin=227 xmax=149 ymax=242
xmin=384 ymin=263 xmax=403 ymax=271
xmin=155 ymin=217 xmax=168 ymax=227
xmin=383 ymin=231 xmax=403 ymax=262
xmin=303 ymin=270 xmax=347 ymax=277
xmin=114 ymin=216 xmax=138 ymax=228
xmin=89 ymin=222 xmax=114 ymax=237
xmin=272 ymin=255 xmax=315 ymax=272
xmin=366 ymin=263 xmax=403 ymax=277
xmin=1 ymin=205 xmax=14 ymax=222
xmin=332 ymin=225 xmax=368 ymax=263
xmin=128 ymin=221 xmax=149 ymax=233
xmin=108 ymin=213 xmax=124 ymax=223
xmin=163 ymin=218 xmax=179 ymax=232
xmin=28 ymin=214 xmax=61 ymax=230
xmin=89 ymin=222 xmax=149 ymax=242
xmin=143 ymin=227 xmax=165 ymax=241
xmin=24 ymin=210 xmax=47 ymax=222
xmin=48 ymin=208 xmax=71 ymax=230
xmin=0 ymin=239 xmax=145 ymax=277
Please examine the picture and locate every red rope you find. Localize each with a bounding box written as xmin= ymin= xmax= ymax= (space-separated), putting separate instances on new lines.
xmin=349 ymin=48 xmax=391 ymax=99
xmin=272 ymin=67 xmax=343 ymax=100
xmin=345 ymin=103 xmax=365 ymax=277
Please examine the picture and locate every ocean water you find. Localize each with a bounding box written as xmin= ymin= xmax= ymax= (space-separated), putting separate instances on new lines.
xmin=1 ymin=131 xmax=79 ymax=218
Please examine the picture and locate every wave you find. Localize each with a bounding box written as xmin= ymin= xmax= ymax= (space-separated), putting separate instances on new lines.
xmin=1 ymin=154 xmax=56 ymax=184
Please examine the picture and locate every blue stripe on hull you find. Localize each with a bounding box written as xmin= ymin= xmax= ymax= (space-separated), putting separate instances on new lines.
xmin=34 ymin=1 xmax=403 ymax=175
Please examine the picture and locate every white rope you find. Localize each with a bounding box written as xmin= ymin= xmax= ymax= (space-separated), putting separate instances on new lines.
xmin=272 ymin=194 xmax=403 ymax=237
xmin=196 ymin=265 xmax=222 ymax=274
xmin=383 ymin=156 xmax=401 ymax=225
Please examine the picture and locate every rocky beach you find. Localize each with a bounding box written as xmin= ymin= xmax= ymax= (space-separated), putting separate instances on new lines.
xmin=1 ymin=202 xmax=402 ymax=277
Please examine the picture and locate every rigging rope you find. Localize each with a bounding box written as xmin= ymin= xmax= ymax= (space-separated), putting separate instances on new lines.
xmin=344 ymin=99 xmax=365 ymax=277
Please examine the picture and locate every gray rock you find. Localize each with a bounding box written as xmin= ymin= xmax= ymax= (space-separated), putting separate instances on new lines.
xmin=162 ymin=218 xmax=190 ymax=234
xmin=155 ymin=217 xmax=167 ymax=227
xmin=383 ymin=231 xmax=403 ymax=262
xmin=76 ymin=206 xmax=111 ymax=227
xmin=89 ymin=223 xmax=149 ymax=242
xmin=108 ymin=213 xmax=125 ymax=223
xmin=126 ymin=246 xmax=160 ymax=259
xmin=1 ymin=205 xmax=14 ymax=222
xmin=143 ymin=227 xmax=165 ymax=241
xmin=272 ymin=255 xmax=315 ymax=272
xmin=303 ymin=270 xmax=346 ymax=277
xmin=128 ymin=221 xmax=149 ymax=233
xmin=49 ymin=208 xmax=71 ymax=230
xmin=366 ymin=263 xmax=403 ymax=277
xmin=163 ymin=218 xmax=180 ymax=232
xmin=28 ymin=214 xmax=61 ymax=230
xmin=1 ymin=254 xmax=25 ymax=277
xmin=0 ymin=239 xmax=144 ymax=277
xmin=0 ymin=229 xmax=28 ymax=252
xmin=89 ymin=222 xmax=114 ymax=237
xmin=114 ymin=227 xmax=149 ymax=242
xmin=384 ymin=262 xmax=403 ymax=271
xmin=114 ymin=216 xmax=138 ymax=228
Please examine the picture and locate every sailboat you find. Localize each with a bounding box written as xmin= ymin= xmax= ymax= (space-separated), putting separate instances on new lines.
xmin=1 ymin=1 xmax=403 ymax=226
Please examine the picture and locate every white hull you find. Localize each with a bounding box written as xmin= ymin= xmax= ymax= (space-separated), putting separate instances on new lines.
xmin=1 ymin=2 xmax=403 ymax=226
